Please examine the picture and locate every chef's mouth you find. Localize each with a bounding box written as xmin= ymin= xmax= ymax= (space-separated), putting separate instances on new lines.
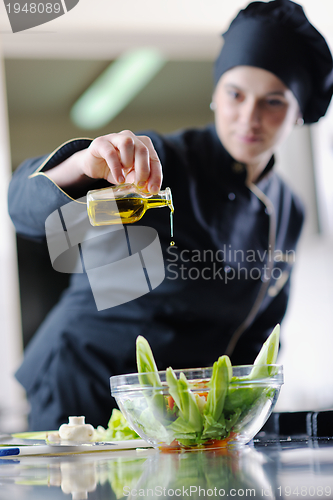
xmin=236 ymin=134 xmax=262 ymax=143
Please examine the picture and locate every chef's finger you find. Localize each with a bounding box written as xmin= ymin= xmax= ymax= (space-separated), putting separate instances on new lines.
xmin=88 ymin=136 xmax=124 ymax=184
xmin=107 ymin=132 xmax=149 ymax=184
xmin=137 ymin=135 xmax=163 ymax=193
xmin=115 ymin=130 xmax=136 ymax=174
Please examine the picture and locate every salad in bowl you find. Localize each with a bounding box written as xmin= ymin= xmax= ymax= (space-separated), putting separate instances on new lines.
xmin=110 ymin=325 xmax=283 ymax=450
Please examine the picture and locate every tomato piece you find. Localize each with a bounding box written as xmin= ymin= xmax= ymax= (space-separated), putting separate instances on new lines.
xmin=167 ymin=395 xmax=175 ymax=410
xmin=159 ymin=440 xmax=182 ymax=453
xmin=203 ymin=432 xmax=237 ymax=449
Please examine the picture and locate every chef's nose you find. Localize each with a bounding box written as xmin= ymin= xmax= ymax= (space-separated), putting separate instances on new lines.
xmin=240 ymin=98 xmax=261 ymax=126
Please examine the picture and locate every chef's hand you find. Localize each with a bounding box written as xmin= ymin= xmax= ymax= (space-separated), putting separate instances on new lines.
xmin=47 ymin=130 xmax=163 ymax=194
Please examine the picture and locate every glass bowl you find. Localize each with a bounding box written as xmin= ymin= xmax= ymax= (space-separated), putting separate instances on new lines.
xmin=110 ymin=364 xmax=283 ymax=451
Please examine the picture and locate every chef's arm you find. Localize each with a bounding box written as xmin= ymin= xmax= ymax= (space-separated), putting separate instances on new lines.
xmin=46 ymin=131 xmax=163 ymax=194
xmin=8 ymin=139 xmax=92 ymax=241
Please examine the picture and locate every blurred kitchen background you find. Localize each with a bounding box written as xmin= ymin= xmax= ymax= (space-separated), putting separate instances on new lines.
xmin=0 ymin=0 xmax=332 ymax=432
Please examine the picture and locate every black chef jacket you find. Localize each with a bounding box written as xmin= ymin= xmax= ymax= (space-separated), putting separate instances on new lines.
xmin=8 ymin=124 xmax=304 ymax=430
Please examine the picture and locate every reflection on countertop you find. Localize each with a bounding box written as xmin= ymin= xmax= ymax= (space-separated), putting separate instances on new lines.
xmin=1 ymin=438 xmax=333 ymax=499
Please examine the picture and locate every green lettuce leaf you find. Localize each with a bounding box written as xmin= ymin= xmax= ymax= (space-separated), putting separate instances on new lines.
xmin=249 ymin=324 xmax=280 ymax=379
xmin=95 ymin=408 xmax=140 ymax=441
xmin=136 ymin=335 xmax=166 ymax=417
xmin=204 ymin=355 xmax=231 ymax=421
xmin=201 ymin=355 xmax=232 ymax=440
xmin=166 ymin=369 xmax=203 ymax=434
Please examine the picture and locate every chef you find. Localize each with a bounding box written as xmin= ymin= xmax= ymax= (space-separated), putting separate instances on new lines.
xmin=8 ymin=0 xmax=333 ymax=430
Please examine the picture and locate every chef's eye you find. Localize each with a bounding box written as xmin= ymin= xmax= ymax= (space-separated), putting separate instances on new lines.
xmin=266 ymin=98 xmax=286 ymax=107
xmin=228 ymin=90 xmax=241 ymax=99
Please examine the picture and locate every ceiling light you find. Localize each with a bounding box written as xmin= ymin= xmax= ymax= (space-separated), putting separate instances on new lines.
xmin=70 ymin=48 xmax=166 ymax=130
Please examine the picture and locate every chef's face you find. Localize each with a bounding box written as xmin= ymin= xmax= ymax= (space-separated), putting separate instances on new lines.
xmin=213 ymin=66 xmax=300 ymax=169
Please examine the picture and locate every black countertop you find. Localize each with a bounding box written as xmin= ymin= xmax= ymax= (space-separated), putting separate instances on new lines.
xmin=1 ymin=434 xmax=333 ymax=500
xmin=1 ymin=410 xmax=333 ymax=499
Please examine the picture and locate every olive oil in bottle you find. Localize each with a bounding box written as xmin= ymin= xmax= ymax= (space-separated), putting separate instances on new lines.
xmin=87 ymin=184 xmax=174 ymax=234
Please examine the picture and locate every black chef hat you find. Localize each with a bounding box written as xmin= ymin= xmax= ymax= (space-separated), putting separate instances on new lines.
xmin=214 ymin=0 xmax=333 ymax=123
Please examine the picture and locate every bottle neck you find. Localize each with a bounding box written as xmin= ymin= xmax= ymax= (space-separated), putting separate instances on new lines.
xmin=137 ymin=186 xmax=174 ymax=211
xmin=155 ymin=187 xmax=174 ymax=212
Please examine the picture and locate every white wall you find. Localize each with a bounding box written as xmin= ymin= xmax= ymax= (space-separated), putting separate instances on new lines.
xmin=274 ymin=115 xmax=333 ymax=412
xmin=0 ymin=43 xmax=27 ymax=432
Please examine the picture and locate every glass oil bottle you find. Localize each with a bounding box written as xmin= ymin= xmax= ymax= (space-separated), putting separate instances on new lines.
xmin=87 ymin=183 xmax=174 ymax=236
